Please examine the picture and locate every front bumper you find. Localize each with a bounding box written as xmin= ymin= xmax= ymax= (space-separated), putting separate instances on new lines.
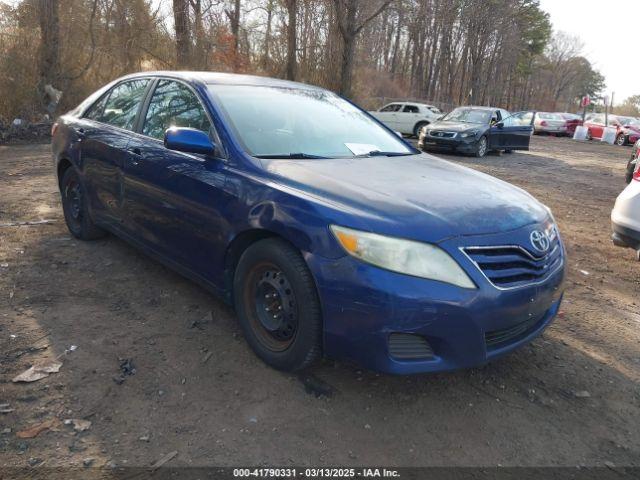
xmin=418 ymin=134 xmax=478 ymax=154
xmin=612 ymin=180 xmax=640 ymax=249
xmin=307 ymin=225 xmax=566 ymax=374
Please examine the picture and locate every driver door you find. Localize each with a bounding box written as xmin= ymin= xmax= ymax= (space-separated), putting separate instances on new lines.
xmin=122 ymin=79 xmax=229 ymax=276
xmin=498 ymin=111 xmax=535 ymax=150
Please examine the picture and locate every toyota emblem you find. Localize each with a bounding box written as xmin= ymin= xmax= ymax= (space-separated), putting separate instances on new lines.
xmin=530 ymin=230 xmax=550 ymax=253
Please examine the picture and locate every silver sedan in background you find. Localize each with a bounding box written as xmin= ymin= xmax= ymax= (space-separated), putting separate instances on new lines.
xmin=534 ymin=112 xmax=568 ymax=136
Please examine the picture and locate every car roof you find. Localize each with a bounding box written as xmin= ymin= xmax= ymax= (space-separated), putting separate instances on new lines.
xmin=456 ymin=106 xmax=501 ymax=111
xmin=119 ymin=70 xmax=322 ymax=91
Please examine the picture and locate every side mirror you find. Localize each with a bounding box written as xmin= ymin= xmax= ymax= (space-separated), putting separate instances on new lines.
xmin=495 ymin=122 xmax=504 ymax=128
xmin=164 ymin=127 xmax=216 ymax=156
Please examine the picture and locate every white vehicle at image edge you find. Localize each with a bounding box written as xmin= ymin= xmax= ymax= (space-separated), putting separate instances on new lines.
xmin=368 ymin=102 xmax=442 ymax=137
xmin=612 ymin=159 xmax=640 ymax=261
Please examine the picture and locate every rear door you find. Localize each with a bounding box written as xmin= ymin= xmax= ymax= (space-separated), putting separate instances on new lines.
xmin=398 ymin=104 xmax=421 ymax=134
xmin=499 ymin=111 xmax=535 ymax=150
xmin=76 ymin=78 xmax=152 ymax=227
xmin=122 ymin=79 xmax=229 ymax=276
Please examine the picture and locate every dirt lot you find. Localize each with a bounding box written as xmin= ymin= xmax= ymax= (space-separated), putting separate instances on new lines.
xmin=1 ymin=136 xmax=639 ymax=471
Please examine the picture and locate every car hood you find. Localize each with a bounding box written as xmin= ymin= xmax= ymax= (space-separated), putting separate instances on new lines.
xmin=263 ymin=153 xmax=549 ymax=243
xmin=428 ymin=120 xmax=487 ymax=132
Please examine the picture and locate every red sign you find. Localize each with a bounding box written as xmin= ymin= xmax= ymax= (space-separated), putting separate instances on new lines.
xmin=581 ymin=95 xmax=591 ymax=107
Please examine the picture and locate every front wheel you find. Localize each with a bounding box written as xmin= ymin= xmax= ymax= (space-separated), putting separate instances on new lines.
xmin=616 ymin=133 xmax=627 ymax=146
xmin=474 ymin=136 xmax=488 ymax=158
xmin=233 ymin=238 xmax=322 ymax=372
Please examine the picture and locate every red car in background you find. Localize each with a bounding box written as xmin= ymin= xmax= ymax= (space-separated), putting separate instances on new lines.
xmin=584 ymin=114 xmax=640 ymax=145
xmin=558 ymin=113 xmax=582 ymax=136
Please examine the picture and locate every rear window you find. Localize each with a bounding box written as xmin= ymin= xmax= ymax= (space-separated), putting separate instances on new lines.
xmin=84 ymin=79 xmax=150 ymax=130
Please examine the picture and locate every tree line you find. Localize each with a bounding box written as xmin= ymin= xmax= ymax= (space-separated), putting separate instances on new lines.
xmin=0 ymin=0 xmax=609 ymax=122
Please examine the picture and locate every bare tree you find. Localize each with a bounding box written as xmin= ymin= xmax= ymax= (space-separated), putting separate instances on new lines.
xmin=332 ymin=0 xmax=393 ymax=97
xmin=37 ymin=0 xmax=60 ymax=110
xmin=284 ymin=0 xmax=297 ymax=80
xmin=173 ymin=0 xmax=191 ymax=68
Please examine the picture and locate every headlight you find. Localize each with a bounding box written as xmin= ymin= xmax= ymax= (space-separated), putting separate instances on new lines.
xmin=330 ymin=225 xmax=476 ymax=289
xmin=460 ymin=130 xmax=478 ymax=138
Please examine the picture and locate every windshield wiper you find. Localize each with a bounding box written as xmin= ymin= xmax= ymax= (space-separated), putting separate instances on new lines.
xmin=356 ymin=150 xmax=414 ymax=157
xmin=254 ymin=153 xmax=328 ymax=159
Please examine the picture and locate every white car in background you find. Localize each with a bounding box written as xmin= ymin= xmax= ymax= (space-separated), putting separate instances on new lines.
xmin=612 ymin=157 xmax=640 ymax=261
xmin=369 ymin=102 xmax=442 ymax=137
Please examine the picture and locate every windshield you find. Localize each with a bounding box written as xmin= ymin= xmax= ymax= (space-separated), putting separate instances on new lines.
xmin=617 ymin=116 xmax=635 ymax=125
xmin=209 ymin=85 xmax=413 ymax=158
xmin=442 ymin=107 xmax=491 ymax=124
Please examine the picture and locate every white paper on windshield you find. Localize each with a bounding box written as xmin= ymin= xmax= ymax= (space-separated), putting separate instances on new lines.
xmin=345 ymin=143 xmax=380 ymax=155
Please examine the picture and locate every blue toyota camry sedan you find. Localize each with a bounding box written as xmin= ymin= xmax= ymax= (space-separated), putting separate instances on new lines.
xmin=51 ymin=72 xmax=565 ymax=374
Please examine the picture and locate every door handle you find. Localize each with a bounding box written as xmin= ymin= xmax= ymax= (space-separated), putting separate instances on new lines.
xmin=127 ymin=147 xmax=143 ymax=166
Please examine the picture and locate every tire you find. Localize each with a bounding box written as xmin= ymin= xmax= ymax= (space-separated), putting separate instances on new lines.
xmin=586 ymin=129 xmax=592 ymax=141
xmin=474 ymin=136 xmax=488 ymax=158
xmin=616 ymin=133 xmax=627 ymax=146
xmin=233 ymin=238 xmax=322 ymax=372
xmin=413 ymin=121 xmax=429 ymax=138
xmin=626 ymin=158 xmax=636 ymax=184
xmin=504 ymin=149 xmax=513 ymax=154
xmin=60 ymin=167 xmax=106 ymax=240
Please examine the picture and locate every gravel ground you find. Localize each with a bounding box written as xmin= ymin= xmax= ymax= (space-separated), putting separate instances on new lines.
xmin=0 ymin=136 xmax=639 ymax=472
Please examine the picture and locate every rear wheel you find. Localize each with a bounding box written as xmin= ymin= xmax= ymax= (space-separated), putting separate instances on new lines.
xmin=586 ymin=129 xmax=592 ymax=141
xmin=233 ymin=238 xmax=322 ymax=371
xmin=474 ymin=136 xmax=488 ymax=158
xmin=60 ymin=167 xmax=106 ymax=240
xmin=616 ymin=133 xmax=627 ymax=146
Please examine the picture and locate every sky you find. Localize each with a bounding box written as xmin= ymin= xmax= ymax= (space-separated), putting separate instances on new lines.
xmin=539 ymin=0 xmax=636 ymax=105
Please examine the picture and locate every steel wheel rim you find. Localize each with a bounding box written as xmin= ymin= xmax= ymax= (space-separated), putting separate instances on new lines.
xmin=617 ymin=135 xmax=625 ymax=145
xmin=65 ymin=180 xmax=82 ymax=222
xmin=245 ymin=263 xmax=298 ymax=352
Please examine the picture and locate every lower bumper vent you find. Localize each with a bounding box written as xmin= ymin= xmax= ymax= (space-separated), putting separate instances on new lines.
xmin=484 ymin=315 xmax=543 ymax=349
xmin=388 ymin=333 xmax=434 ymax=360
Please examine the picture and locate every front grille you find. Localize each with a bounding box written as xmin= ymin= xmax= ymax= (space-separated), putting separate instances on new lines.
xmin=428 ymin=130 xmax=456 ymax=138
xmin=388 ymin=333 xmax=435 ymax=360
xmin=485 ymin=314 xmax=544 ymax=349
xmin=463 ymin=240 xmax=562 ymax=289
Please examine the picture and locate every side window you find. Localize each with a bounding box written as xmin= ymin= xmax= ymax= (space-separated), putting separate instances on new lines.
xmin=380 ymin=104 xmax=401 ymax=112
xmin=84 ymin=93 xmax=109 ymax=121
xmin=403 ymin=105 xmax=419 ymax=113
xmin=142 ymin=80 xmax=211 ymax=140
xmin=97 ymin=79 xmax=149 ymax=130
